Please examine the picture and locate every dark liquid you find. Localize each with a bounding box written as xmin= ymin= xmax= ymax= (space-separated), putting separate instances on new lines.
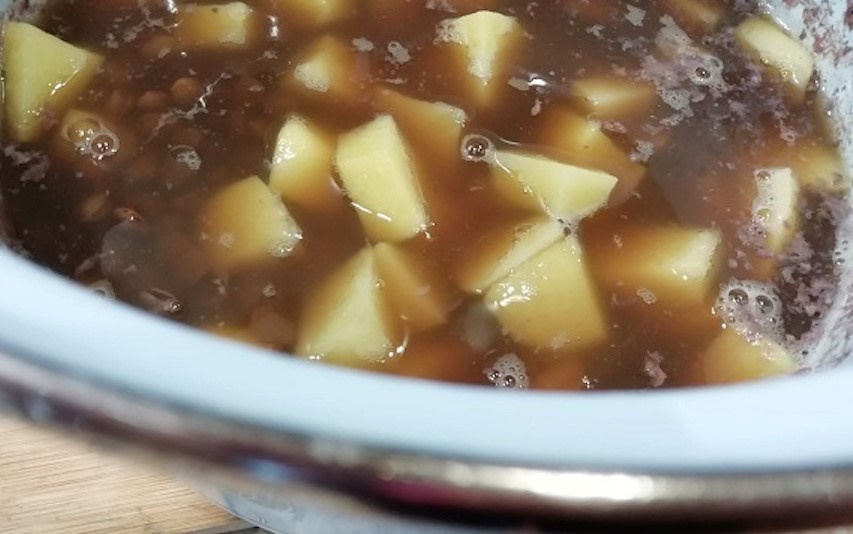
xmin=1 ymin=0 xmax=846 ymax=390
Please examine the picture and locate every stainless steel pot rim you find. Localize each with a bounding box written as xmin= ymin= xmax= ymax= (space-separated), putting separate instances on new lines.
xmin=1 ymin=250 xmax=853 ymax=475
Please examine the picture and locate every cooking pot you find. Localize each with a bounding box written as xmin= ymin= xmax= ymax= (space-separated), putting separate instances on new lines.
xmin=1 ymin=1 xmax=852 ymax=532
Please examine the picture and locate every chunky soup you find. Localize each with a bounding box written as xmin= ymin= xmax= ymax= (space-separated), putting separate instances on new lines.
xmin=1 ymin=0 xmax=849 ymax=390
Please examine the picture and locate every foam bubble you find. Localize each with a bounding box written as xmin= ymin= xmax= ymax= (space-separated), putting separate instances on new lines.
xmin=483 ymin=353 xmax=529 ymax=389
xmin=715 ymin=279 xmax=785 ymax=343
xmin=655 ymin=15 xmax=692 ymax=56
xmin=351 ymin=37 xmax=374 ymax=52
xmin=751 ymin=168 xmax=792 ymax=229
xmin=686 ymin=52 xmax=726 ymax=92
xmin=64 ymin=117 xmax=121 ymax=161
xmin=460 ymin=133 xmax=496 ymax=163
xmin=170 ymin=145 xmax=202 ymax=171
xmin=386 ymin=41 xmax=411 ymax=64
xmin=435 ymin=19 xmax=461 ymax=45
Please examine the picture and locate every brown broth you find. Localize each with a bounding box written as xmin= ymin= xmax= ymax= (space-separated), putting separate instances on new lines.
xmin=1 ymin=0 xmax=848 ymax=390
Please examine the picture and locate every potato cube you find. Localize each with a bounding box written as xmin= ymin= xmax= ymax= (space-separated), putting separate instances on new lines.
xmin=200 ymin=176 xmax=303 ymax=269
xmin=700 ymin=328 xmax=796 ymax=385
xmin=335 ymin=115 xmax=429 ymax=242
xmin=175 ymin=2 xmax=261 ymax=49
xmin=571 ymin=77 xmax=657 ymax=120
xmin=752 ymin=167 xmax=799 ymax=255
xmin=261 ymin=0 xmax=351 ymax=28
xmin=735 ymin=16 xmax=814 ymax=102
xmin=296 ymin=247 xmax=399 ymax=363
xmin=268 ymin=116 xmax=339 ymax=211
xmin=485 ymin=237 xmax=607 ymax=349
xmin=455 ymin=216 xmax=564 ymax=293
xmin=286 ymin=35 xmax=364 ymax=107
xmin=491 ymin=150 xmax=618 ymax=221
xmin=435 ymin=11 xmax=522 ymax=105
xmin=374 ymin=243 xmax=455 ymax=332
xmin=790 ymin=143 xmax=849 ymax=193
xmin=662 ymin=0 xmax=724 ymax=34
xmin=537 ymin=108 xmax=645 ymax=206
xmin=594 ymin=226 xmax=722 ymax=307
xmin=373 ymin=87 xmax=467 ymax=178
xmin=3 ymin=22 xmax=103 ymax=143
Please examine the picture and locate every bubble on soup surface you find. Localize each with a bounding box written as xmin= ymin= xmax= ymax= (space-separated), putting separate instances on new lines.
xmin=460 ymin=133 xmax=495 ymax=163
xmin=483 ymin=353 xmax=529 ymax=389
xmin=64 ymin=118 xmax=120 ymax=161
xmin=715 ymin=279 xmax=784 ymax=342
xmin=684 ymin=51 xmax=726 ymax=91
xmin=386 ymin=41 xmax=411 ymax=64
xmin=170 ymin=145 xmax=202 ymax=171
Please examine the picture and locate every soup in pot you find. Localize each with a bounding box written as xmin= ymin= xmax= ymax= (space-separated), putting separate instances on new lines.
xmin=1 ymin=0 xmax=849 ymax=390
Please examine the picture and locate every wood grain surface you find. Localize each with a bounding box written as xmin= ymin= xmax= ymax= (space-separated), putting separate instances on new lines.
xmin=0 ymin=415 xmax=261 ymax=534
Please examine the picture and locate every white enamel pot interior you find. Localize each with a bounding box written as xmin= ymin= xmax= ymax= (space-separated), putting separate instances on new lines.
xmin=0 ymin=0 xmax=852 ymax=480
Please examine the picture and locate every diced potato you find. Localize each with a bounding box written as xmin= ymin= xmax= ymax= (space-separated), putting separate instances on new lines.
xmin=491 ymin=150 xmax=618 ymax=221
xmin=435 ymin=11 xmax=522 ymax=105
xmin=752 ymin=167 xmax=799 ymax=255
xmin=735 ymin=16 xmax=814 ymax=102
xmin=594 ymin=226 xmax=722 ymax=308
xmin=571 ymin=77 xmax=657 ymax=120
xmin=175 ymin=2 xmax=261 ymax=49
xmin=374 ymin=243 xmax=455 ymax=332
xmin=789 ymin=143 xmax=849 ymax=192
xmin=700 ymin=328 xmax=796 ymax=385
xmin=286 ymin=35 xmax=364 ymax=107
xmin=296 ymin=247 xmax=399 ymax=363
xmin=373 ymin=87 xmax=467 ymax=178
xmin=662 ymin=0 xmax=724 ymax=34
xmin=261 ymin=0 xmax=351 ymax=28
xmin=335 ymin=115 xmax=429 ymax=242
xmin=200 ymin=176 xmax=303 ymax=269
xmin=485 ymin=237 xmax=607 ymax=349
xmin=455 ymin=216 xmax=564 ymax=293
xmin=268 ymin=116 xmax=339 ymax=211
xmin=537 ymin=108 xmax=646 ymax=206
xmin=3 ymin=22 xmax=103 ymax=143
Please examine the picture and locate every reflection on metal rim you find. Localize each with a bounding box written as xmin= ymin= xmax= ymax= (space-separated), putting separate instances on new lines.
xmin=2 ymin=350 xmax=853 ymax=526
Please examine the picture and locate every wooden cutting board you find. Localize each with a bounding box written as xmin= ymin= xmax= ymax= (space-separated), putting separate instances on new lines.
xmin=0 ymin=415 xmax=260 ymax=534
